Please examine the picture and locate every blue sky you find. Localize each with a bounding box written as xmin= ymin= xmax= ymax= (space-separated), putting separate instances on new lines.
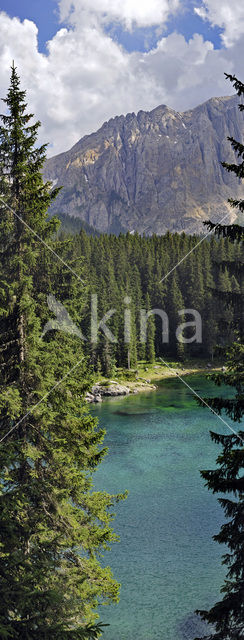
xmin=2 ymin=0 xmax=223 ymax=53
xmin=0 ymin=0 xmax=60 ymax=52
xmin=0 ymin=0 xmax=243 ymax=155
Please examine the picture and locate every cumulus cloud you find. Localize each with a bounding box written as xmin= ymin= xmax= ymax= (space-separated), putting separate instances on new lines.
xmin=59 ymin=0 xmax=180 ymax=30
xmin=0 ymin=4 xmax=243 ymax=157
xmin=194 ymin=0 xmax=244 ymax=47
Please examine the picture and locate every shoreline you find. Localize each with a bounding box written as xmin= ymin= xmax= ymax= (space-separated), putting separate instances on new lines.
xmin=116 ymin=364 xmax=221 ymax=393
xmin=88 ymin=362 xmax=222 ymax=402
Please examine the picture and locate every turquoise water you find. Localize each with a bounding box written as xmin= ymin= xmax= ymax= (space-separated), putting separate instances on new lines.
xmin=92 ymin=375 xmax=236 ymax=640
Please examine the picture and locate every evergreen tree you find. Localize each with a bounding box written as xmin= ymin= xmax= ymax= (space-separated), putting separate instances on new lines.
xmin=144 ymin=294 xmax=155 ymax=364
xmin=117 ymin=289 xmax=137 ymax=370
xmin=101 ymin=338 xmax=116 ymax=378
xmin=66 ymin=200 xmax=242 ymax=364
xmin=145 ymin=317 xmax=155 ymax=363
xmin=195 ymin=73 xmax=244 ymax=640
xmin=166 ymin=274 xmax=185 ymax=359
xmin=201 ymin=241 xmax=218 ymax=360
xmin=0 ymin=64 xmax=123 ymax=639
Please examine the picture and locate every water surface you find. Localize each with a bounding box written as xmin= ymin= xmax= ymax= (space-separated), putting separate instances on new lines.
xmin=92 ymin=374 xmax=235 ymax=640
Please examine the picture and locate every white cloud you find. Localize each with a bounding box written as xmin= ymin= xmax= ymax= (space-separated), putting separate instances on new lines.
xmin=59 ymin=0 xmax=180 ymax=30
xmin=194 ymin=1 xmax=244 ymax=47
xmin=0 ymin=6 xmax=243 ymax=157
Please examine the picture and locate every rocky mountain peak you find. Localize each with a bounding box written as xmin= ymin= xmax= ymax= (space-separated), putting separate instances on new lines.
xmin=44 ymin=94 xmax=243 ymax=235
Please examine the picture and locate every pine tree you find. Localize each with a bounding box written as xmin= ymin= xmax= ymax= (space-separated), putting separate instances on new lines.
xmin=195 ymin=73 xmax=244 ymax=640
xmin=0 ymin=64 xmax=123 ymax=639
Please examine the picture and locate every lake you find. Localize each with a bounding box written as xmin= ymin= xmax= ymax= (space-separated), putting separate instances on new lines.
xmin=92 ymin=374 xmax=234 ymax=640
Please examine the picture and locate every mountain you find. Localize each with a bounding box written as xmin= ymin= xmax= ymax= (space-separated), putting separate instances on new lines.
xmin=43 ymin=95 xmax=243 ymax=235
xmin=52 ymin=212 xmax=100 ymax=236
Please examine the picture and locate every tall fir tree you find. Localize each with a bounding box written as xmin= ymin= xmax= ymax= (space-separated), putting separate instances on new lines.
xmin=166 ymin=273 xmax=185 ymax=360
xmin=0 ymin=64 xmax=124 ymax=639
xmin=142 ymin=293 xmax=155 ymax=364
xmin=195 ymin=73 xmax=244 ymax=640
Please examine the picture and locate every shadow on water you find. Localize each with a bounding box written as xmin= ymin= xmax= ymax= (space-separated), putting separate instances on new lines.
xmin=177 ymin=612 xmax=213 ymax=640
xmin=112 ymin=410 xmax=152 ymax=417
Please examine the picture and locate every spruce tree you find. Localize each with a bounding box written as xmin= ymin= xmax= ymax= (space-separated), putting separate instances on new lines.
xmin=201 ymin=241 xmax=217 ymax=360
xmin=195 ymin=73 xmax=244 ymax=640
xmin=0 ymin=64 xmax=123 ymax=639
xmin=144 ymin=293 xmax=155 ymax=364
xmin=166 ymin=274 xmax=185 ymax=359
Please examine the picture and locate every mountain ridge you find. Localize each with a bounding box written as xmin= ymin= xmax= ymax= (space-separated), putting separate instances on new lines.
xmin=44 ymin=94 xmax=243 ymax=235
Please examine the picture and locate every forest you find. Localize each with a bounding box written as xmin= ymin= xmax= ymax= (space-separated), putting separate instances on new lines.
xmin=53 ymin=227 xmax=243 ymax=374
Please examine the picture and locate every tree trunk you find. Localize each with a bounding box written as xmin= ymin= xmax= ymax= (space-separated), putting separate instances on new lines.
xmin=127 ymin=348 xmax=130 ymax=370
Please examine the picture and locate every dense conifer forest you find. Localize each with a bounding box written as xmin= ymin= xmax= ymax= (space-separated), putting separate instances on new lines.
xmin=57 ymin=228 xmax=243 ymax=375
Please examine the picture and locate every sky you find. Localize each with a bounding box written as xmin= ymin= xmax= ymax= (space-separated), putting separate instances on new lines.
xmin=0 ymin=0 xmax=243 ymax=156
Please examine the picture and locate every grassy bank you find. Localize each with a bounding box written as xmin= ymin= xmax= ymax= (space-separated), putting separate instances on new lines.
xmin=94 ymin=359 xmax=223 ymax=394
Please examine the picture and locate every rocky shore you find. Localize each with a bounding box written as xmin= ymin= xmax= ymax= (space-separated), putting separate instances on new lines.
xmin=85 ymin=380 xmax=157 ymax=403
xmin=85 ymin=362 xmax=223 ymax=403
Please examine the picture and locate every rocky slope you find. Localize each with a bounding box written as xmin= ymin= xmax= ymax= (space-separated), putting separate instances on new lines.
xmin=44 ymin=95 xmax=243 ymax=235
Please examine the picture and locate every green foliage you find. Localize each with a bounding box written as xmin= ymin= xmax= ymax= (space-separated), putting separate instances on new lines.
xmin=50 ymin=212 xmax=100 ymax=237
xmin=72 ymin=228 xmax=242 ymax=372
xmin=0 ymin=64 xmax=123 ymax=639
xmin=195 ymin=73 xmax=244 ymax=640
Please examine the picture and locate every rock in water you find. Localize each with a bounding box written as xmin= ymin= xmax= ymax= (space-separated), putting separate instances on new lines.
xmin=85 ymin=383 xmax=130 ymax=402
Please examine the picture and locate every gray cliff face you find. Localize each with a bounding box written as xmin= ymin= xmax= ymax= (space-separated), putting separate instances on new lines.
xmin=43 ymin=95 xmax=243 ymax=234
